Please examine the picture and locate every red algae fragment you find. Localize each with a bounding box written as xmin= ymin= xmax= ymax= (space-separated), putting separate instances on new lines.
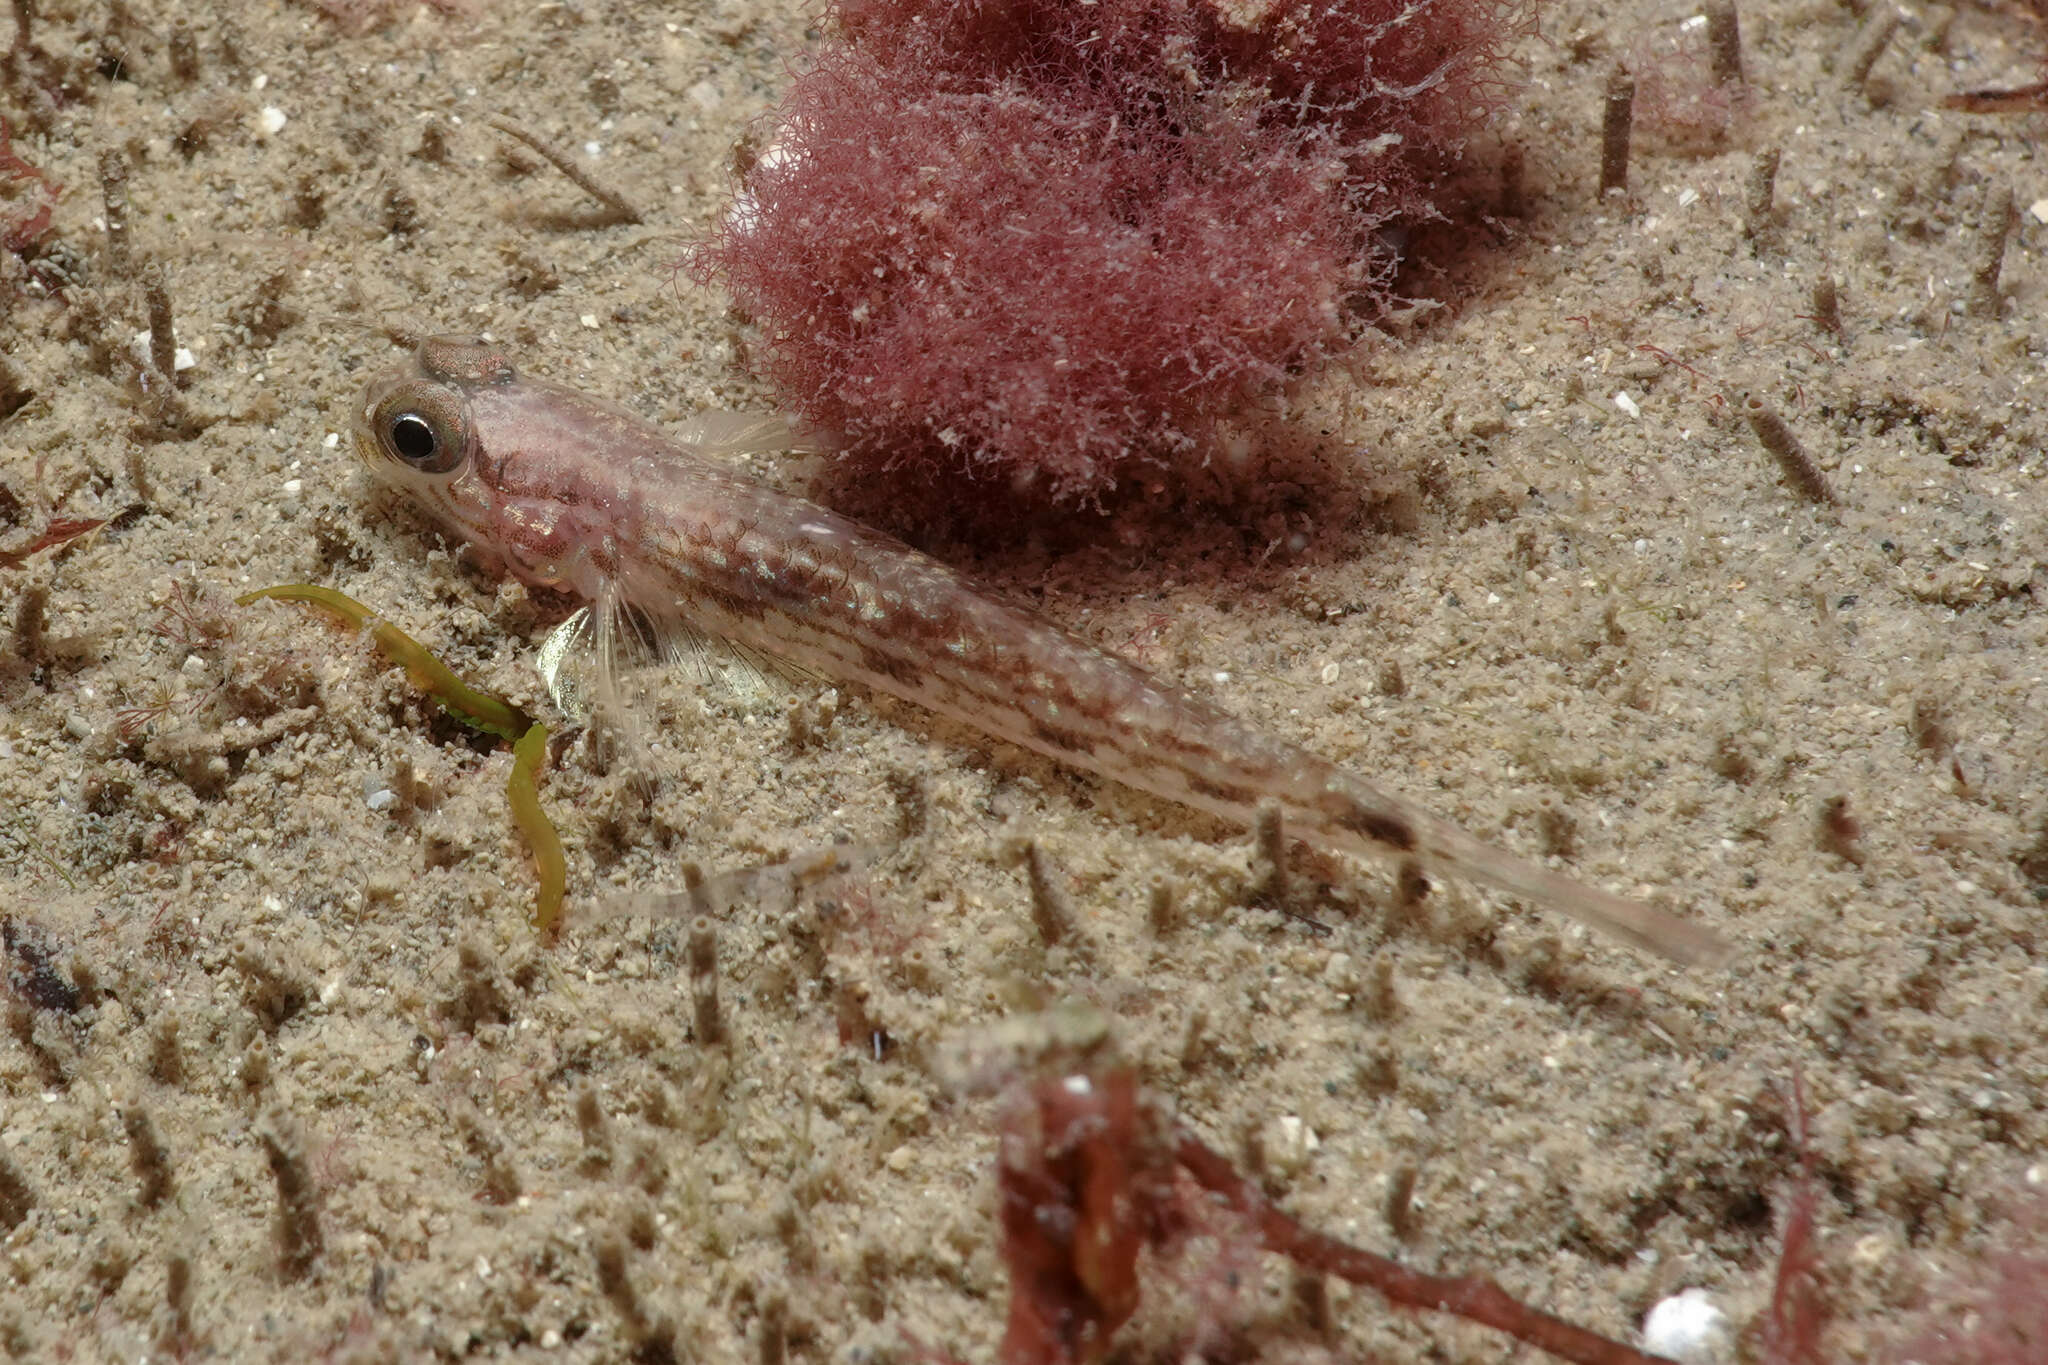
xmin=690 ymin=0 xmax=1532 ymax=518
xmin=981 ymin=1046 xmax=1683 ymax=1363
xmin=0 ymin=517 xmax=104 ymax=570
xmin=1 ymin=117 xmax=58 ymax=258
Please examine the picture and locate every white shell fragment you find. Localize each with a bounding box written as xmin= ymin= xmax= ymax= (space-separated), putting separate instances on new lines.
xmin=1260 ymin=1115 xmax=1320 ymax=1177
xmin=1641 ymin=1288 xmax=1734 ymax=1365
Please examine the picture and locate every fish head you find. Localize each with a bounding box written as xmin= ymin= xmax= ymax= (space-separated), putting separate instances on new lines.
xmin=353 ymin=335 xmax=588 ymax=591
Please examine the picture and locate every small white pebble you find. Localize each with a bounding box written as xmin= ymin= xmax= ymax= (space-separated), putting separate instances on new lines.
xmin=1263 ymin=1115 xmax=1320 ymax=1176
xmin=1850 ymin=1231 xmax=1893 ymax=1266
xmin=2030 ymin=197 xmax=2048 ymax=226
xmin=324 ymin=432 xmax=341 ymax=449
xmin=474 ymin=1255 xmax=492 ymax=1280
xmin=1319 ymin=661 xmax=1340 ymax=684
xmin=281 ymin=478 xmax=303 ymax=496
xmin=1613 ymin=391 xmax=1642 ymax=418
xmin=1642 ymin=1288 xmax=1734 ymax=1365
xmin=365 ymin=788 xmax=398 ymax=813
xmin=181 ymin=653 xmax=207 ymax=677
xmin=257 ymin=106 xmax=287 ymax=137
xmin=540 ymin=1329 xmax=562 ymax=1349
xmin=579 ymin=313 xmax=600 ymax=330
xmin=131 ymin=331 xmax=197 ymax=370
xmin=63 ymin=713 xmax=91 ymax=740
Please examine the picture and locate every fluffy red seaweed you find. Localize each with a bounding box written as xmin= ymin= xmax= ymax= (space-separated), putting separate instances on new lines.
xmin=690 ymin=0 xmax=1531 ymax=518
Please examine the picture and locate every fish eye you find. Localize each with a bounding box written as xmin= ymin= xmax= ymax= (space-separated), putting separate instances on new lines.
xmin=389 ymin=412 xmax=439 ymax=464
xmin=371 ymin=386 xmax=469 ymax=475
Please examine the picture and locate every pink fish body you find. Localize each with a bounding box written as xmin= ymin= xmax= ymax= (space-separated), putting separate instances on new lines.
xmin=354 ymin=335 xmax=1728 ymax=965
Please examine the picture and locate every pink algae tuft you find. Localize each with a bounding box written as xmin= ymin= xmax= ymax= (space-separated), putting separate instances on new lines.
xmin=689 ymin=0 xmax=1533 ymax=519
xmin=1627 ymin=19 xmax=1754 ymax=150
xmin=1886 ymin=1195 xmax=2048 ymax=1365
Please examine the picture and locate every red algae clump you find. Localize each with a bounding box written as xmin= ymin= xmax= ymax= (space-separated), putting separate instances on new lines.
xmin=689 ymin=0 xmax=1533 ymax=520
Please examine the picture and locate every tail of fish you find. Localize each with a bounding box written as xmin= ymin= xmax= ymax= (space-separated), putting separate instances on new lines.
xmin=626 ymin=493 xmax=1732 ymax=965
xmin=1305 ymin=764 xmax=1731 ymax=965
xmin=1036 ymin=673 xmax=1733 ymax=967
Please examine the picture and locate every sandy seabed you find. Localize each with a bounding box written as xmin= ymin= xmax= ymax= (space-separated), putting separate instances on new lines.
xmin=2 ymin=0 xmax=2046 ymax=1360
